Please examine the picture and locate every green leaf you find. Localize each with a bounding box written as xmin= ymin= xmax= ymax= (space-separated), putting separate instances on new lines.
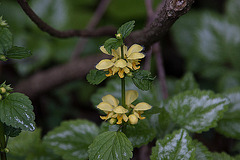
xmin=150 ymin=129 xmax=195 ymax=160
xmin=8 ymin=129 xmax=60 ymax=160
xmin=43 ymin=119 xmax=99 ymax=160
xmin=125 ymin=120 xmax=156 ymax=148
xmin=192 ymin=140 xmax=212 ymax=160
xmin=0 ymin=26 xmax=12 ymax=54
xmin=88 ymin=131 xmax=133 ymax=160
xmin=132 ymin=70 xmax=155 ymax=91
xmin=168 ymin=89 xmax=229 ymax=133
xmin=117 ymin=20 xmax=135 ymax=38
xmin=211 ymin=152 xmax=235 ymax=160
xmin=216 ymin=87 xmax=240 ymax=139
xmin=0 ymin=93 xmax=35 ymax=131
xmin=174 ymin=72 xmax=199 ymax=94
xmin=148 ymin=106 xmax=176 ymax=138
xmin=4 ymin=123 xmax=22 ymax=137
xmin=6 ymin=46 xmax=32 ymax=59
xmin=104 ymin=38 xmax=122 ymax=54
xmin=86 ymin=69 xmax=107 ymax=85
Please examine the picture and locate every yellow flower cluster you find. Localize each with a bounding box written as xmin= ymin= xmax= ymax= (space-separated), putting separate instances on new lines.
xmin=97 ymin=90 xmax=152 ymax=125
xmin=96 ymin=44 xmax=145 ymax=78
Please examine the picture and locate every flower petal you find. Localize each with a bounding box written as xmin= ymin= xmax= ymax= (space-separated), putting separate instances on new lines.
xmin=125 ymin=90 xmax=138 ymax=105
xmin=134 ymin=102 xmax=152 ymax=111
xmin=127 ymin=52 xmax=145 ymax=60
xmin=102 ymin=94 xmax=119 ymax=107
xmin=127 ymin=44 xmax=143 ymax=57
xmin=100 ymin=46 xmax=110 ymax=55
xmin=97 ymin=102 xmax=114 ymax=111
xmin=123 ymin=114 xmax=128 ymax=122
xmin=113 ymin=106 xmax=128 ymax=114
xmin=96 ymin=59 xmax=114 ymax=70
xmin=114 ymin=59 xmax=127 ymax=68
xmin=123 ymin=67 xmax=130 ymax=74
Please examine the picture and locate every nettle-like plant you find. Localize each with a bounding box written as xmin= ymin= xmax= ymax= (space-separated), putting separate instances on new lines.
xmin=0 ymin=17 xmax=35 ymax=160
xmin=2 ymin=11 xmax=240 ymax=160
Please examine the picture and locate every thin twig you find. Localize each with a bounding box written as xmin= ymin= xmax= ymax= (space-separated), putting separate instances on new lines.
xmin=71 ymin=0 xmax=112 ymax=59
xmin=154 ymin=43 xmax=168 ymax=99
xmin=16 ymin=0 xmax=116 ymax=38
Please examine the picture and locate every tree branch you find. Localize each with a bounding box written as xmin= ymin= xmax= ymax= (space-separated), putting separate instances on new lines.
xmin=16 ymin=0 xmax=116 ymax=38
xmin=14 ymin=54 xmax=109 ymax=98
xmin=127 ymin=0 xmax=194 ymax=48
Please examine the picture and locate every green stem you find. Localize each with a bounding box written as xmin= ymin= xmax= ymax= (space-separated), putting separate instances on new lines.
xmin=121 ymin=77 xmax=126 ymax=107
xmin=120 ymin=45 xmax=126 ymax=108
xmin=0 ymin=122 xmax=7 ymax=160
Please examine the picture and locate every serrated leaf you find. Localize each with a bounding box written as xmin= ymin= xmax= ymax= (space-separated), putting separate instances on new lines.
xmin=192 ymin=140 xmax=212 ymax=160
xmin=86 ymin=69 xmax=107 ymax=85
xmin=4 ymin=123 xmax=22 ymax=137
xmin=104 ymin=38 xmax=122 ymax=54
xmin=167 ymin=89 xmax=229 ymax=133
xmin=125 ymin=120 xmax=156 ymax=148
xmin=117 ymin=20 xmax=135 ymax=38
xmin=6 ymin=46 xmax=32 ymax=59
xmin=211 ymin=152 xmax=235 ymax=160
xmin=216 ymin=87 xmax=240 ymax=139
xmin=0 ymin=93 xmax=35 ymax=131
xmin=150 ymin=129 xmax=195 ymax=160
xmin=0 ymin=26 xmax=12 ymax=54
xmin=43 ymin=119 xmax=99 ymax=160
xmin=174 ymin=72 xmax=199 ymax=94
xmin=132 ymin=70 xmax=155 ymax=91
xmin=88 ymin=131 xmax=133 ymax=160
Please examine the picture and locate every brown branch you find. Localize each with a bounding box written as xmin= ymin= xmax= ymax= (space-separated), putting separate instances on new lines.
xmin=127 ymin=0 xmax=195 ymax=48
xmin=154 ymin=43 xmax=168 ymax=99
xmin=71 ymin=0 xmax=112 ymax=59
xmin=16 ymin=0 xmax=116 ymax=38
xmin=14 ymin=54 xmax=109 ymax=98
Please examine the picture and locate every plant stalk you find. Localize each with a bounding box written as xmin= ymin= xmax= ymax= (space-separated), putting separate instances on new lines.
xmin=0 ymin=121 xmax=7 ymax=160
xmin=120 ymin=45 xmax=126 ymax=107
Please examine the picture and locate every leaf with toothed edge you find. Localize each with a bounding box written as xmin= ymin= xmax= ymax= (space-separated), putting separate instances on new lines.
xmin=104 ymin=38 xmax=122 ymax=54
xmin=87 ymin=69 xmax=108 ymax=85
xmin=132 ymin=70 xmax=155 ymax=91
xmin=43 ymin=120 xmax=99 ymax=160
xmin=167 ymin=89 xmax=229 ymax=133
xmin=88 ymin=131 xmax=133 ymax=160
xmin=192 ymin=140 xmax=212 ymax=160
xmin=117 ymin=20 xmax=135 ymax=38
xmin=150 ymin=129 xmax=196 ymax=160
xmin=6 ymin=46 xmax=32 ymax=59
xmin=0 ymin=93 xmax=35 ymax=131
xmin=0 ymin=26 xmax=12 ymax=54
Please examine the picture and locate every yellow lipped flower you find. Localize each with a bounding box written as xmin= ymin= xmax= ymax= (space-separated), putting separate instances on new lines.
xmin=96 ymin=44 xmax=145 ymax=78
xmin=112 ymin=106 xmax=129 ymax=124
xmin=125 ymin=90 xmax=152 ymax=122
xmin=96 ymin=94 xmax=119 ymax=120
xmin=125 ymin=44 xmax=145 ymax=70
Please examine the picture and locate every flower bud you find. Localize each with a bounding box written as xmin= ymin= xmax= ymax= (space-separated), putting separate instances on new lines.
xmin=129 ymin=114 xmax=138 ymax=125
xmin=0 ymin=87 xmax=6 ymax=94
xmin=115 ymin=33 xmax=122 ymax=40
xmin=4 ymin=148 xmax=9 ymax=153
xmin=0 ymin=55 xmax=7 ymax=61
xmin=109 ymin=118 xmax=117 ymax=125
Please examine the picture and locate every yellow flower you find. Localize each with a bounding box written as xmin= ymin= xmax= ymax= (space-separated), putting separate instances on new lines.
xmin=125 ymin=44 xmax=145 ymax=70
xmin=125 ymin=90 xmax=152 ymax=121
xmin=96 ymin=44 xmax=145 ymax=78
xmin=128 ymin=114 xmax=138 ymax=125
xmin=96 ymin=94 xmax=119 ymax=120
xmin=97 ymin=94 xmax=128 ymax=124
xmin=112 ymin=106 xmax=129 ymax=124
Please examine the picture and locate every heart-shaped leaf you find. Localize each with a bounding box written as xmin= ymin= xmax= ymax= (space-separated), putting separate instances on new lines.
xmin=168 ymin=89 xmax=229 ymax=133
xmin=86 ymin=69 xmax=107 ymax=85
